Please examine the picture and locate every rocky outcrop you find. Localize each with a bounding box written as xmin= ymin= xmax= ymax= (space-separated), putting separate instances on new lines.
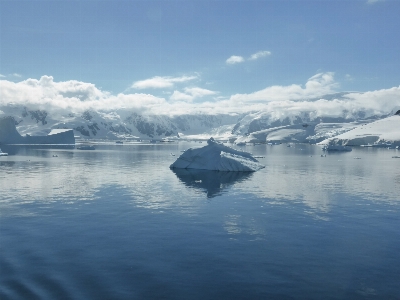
xmin=21 ymin=108 xmax=48 ymax=125
xmin=125 ymin=113 xmax=177 ymax=138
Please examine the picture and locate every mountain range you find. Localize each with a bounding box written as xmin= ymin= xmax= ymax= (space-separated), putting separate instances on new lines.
xmin=1 ymin=92 xmax=399 ymax=144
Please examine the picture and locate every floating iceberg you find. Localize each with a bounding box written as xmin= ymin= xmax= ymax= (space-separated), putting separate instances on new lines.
xmin=170 ymin=137 xmax=264 ymax=172
xmin=321 ymin=142 xmax=352 ymax=152
xmin=0 ymin=116 xmax=75 ymax=145
xmin=77 ymin=145 xmax=95 ymax=150
xmin=0 ymin=148 xmax=8 ymax=156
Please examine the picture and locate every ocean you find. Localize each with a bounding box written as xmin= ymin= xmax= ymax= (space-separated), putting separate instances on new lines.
xmin=1 ymin=142 xmax=399 ymax=299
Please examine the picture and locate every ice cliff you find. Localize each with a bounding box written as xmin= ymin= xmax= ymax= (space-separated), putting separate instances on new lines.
xmin=170 ymin=137 xmax=264 ymax=172
xmin=0 ymin=116 xmax=75 ymax=144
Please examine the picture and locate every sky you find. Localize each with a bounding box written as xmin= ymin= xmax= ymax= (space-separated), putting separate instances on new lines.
xmin=1 ymin=0 xmax=400 ymax=116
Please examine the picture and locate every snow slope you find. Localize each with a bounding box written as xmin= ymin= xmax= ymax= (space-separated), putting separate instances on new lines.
xmin=234 ymin=121 xmax=367 ymax=144
xmin=319 ymin=115 xmax=400 ymax=146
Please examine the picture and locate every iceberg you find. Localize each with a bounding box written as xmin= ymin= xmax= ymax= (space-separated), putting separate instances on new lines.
xmin=0 ymin=116 xmax=75 ymax=145
xmin=170 ymin=137 xmax=264 ymax=172
xmin=321 ymin=142 xmax=352 ymax=152
xmin=0 ymin=148 xmax=8 ymax=156
xmin=77 ymin=145 xmax=95 ymax=150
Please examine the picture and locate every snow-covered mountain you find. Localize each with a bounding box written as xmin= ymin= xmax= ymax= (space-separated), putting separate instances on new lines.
xmin=318 ymin=114 xmax=400 ymax=147
xmin=0 ymin=104 xmax=241 ymax=140
xmin=1 ymin=94 xmax=399 ymax=143
xmin=234 ymin=113 xmax=400 ymax=146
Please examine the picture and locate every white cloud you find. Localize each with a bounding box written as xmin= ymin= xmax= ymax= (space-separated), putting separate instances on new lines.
xmin=131 ymin=75 xmax=197 ymax=89
xmin=367 ymin=0 xmax=384 ymax=4
xmin=227 ymin=51 xmax=271 ymax=65
xmin=345 ymin=74 xmax=353 ymax=81
xmin=1 ymin=74 xmax=400 ymax=119
xmin=0 ymin=75 xmax=167 ymax=116
xmin=12 ymin=73 xmax=22 ymax=77
xmin=170 ymin=87 xmax=217 ymax=102
xmin=170 ymin=91 xmax=194 ymax=102
xmin=249 ymin=51 xmax=271 ymax=60
xmin=184 ymin=87 xmax=216 ymax=98
xmin=0 ymin=74 xmax=5 ymax=78
xmin=226 ymin=55 xmax=245 ymax=65
xmin=229 ymin=72 xmax=339 ymax=103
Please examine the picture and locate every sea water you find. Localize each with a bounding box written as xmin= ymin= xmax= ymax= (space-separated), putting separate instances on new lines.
xmin=0 ymin=142 xmax=399 ymax=299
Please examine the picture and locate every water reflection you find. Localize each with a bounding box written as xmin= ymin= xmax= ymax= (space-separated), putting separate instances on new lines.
xmin=171 ymin=168 xmax=252 ymax=198
xmin=237 ymin=145 xmax=400 ymax=213
xmin=1 ymin=143 xmax=399 ymax=216
xmin=0 ymin=145 xmax=74 ymax=156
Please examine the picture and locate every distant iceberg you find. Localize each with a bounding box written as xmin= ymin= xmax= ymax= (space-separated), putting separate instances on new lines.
xmin=0 ymin=148 xmax=8 ymax=156
xmin=321 ymin=142 xmax=352 ymax=152
xmin=170 ymin=137 xmax=264 ymax=172
xmin=0 ymin=116 xmax=75 ymax=145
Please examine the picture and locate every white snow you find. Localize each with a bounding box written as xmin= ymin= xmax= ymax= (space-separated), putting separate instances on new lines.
xmin=235 ymin=123 xmax=317 ymax=144
xmin=0 ymin=148 xmax=8 ymax=156
xmin=319 ymin=115 xmax=400 ymax=146
xmin=48 ymin=129 xmax=73 ymax=135
xmin=308 ymin=121 xmax=367 ymax=142
xmin=170 ymin=137 xmax=265 ymax=172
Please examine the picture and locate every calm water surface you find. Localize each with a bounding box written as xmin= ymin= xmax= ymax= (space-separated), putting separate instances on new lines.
xmin=1 ymin=142 xmax=399 ymax=299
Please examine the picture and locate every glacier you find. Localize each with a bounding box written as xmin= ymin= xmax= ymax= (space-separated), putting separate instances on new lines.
xmin=318 ymin=115 xmax=400 ymax=148
xmin=170 ymin=137 xmax=265 ymax=172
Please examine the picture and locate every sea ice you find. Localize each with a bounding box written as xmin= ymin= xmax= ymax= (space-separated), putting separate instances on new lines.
xmin=170 ymin=137 xmax=264 ymax=172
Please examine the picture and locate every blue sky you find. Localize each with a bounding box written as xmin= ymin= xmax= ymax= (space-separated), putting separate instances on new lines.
xmin=1 ymin=0 xmax=399 ymax=115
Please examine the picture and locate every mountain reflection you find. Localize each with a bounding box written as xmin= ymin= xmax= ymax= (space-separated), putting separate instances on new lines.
xmin=171 ymin=168 xmax=253 ymax=198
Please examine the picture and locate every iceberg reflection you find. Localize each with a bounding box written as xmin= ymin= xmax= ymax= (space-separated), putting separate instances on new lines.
xmin=0 ymin=144 xmax=74 ymax=156
xmin=171 ymin=168 xmax=252 ymax=198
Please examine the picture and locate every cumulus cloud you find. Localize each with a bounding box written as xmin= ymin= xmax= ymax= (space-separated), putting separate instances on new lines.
xmin=0 ymin=74 xmax=5 ymax=78
xmin=227 ymin=51 xmax=271 ymax=65
xmin=12 ymin=73 xmax=22 ymax=77
xmin=131 ymin=75 xmax=197 ymax=89
xmin=226 ymin=55 xmax=245 ymax=65
xmin=170 ymin=87 xmax=217 ymax=102
xmin=249 ymin=51 xmax=271 ymax=60
xmin=170 ymin=91 xmax=194 ymax=102
xmin=184 ymin=87 xmax=216 ymax=98
xmin=1 ymin=74 xmax=400 ymax=119
xmin=229 ymin=72 xmax=339 ymax=103
xmin=0 ymin=76 xmax=167 ymax=116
